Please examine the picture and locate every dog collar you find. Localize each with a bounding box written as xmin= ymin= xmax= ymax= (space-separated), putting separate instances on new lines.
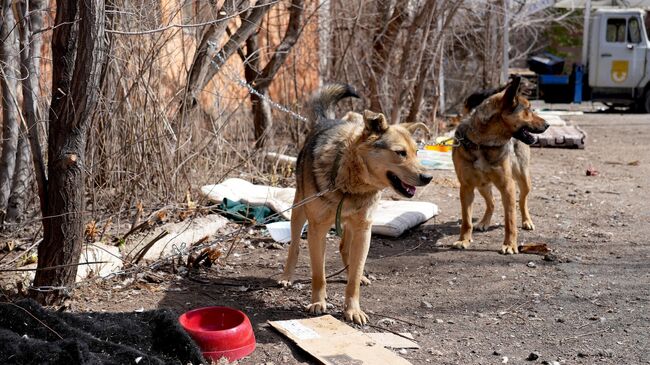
xmin=454 ymin=130 xmax=507 ymax=150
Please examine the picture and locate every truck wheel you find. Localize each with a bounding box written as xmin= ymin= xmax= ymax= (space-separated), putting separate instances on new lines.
xmin=643 ymin=90 xmax=650 ymax=113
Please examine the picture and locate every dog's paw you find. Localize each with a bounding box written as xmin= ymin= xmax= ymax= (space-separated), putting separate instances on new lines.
xmin=306 ymin=301 xmax=329 ymax=314
xmin=452 ymin=239 xmax=472 ymax=249
xmin=475 ymin=221 xmax=491 ymax=232
xmin=344 ymin=307 xmax=369 ymax=325
xmin=360 ymin=275 xmax=372 ymax=286
xmin=278 ymin=279 xmax=292 ymax=288
xmin=499 ymin=245 xmax=519 ymax=255
xmin=522 ymin=220 xmax=535 ymax=230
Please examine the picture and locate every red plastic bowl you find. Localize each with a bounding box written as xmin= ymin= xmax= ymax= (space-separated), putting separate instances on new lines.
xmin=179 ymin=306 xmax=256 ymax=362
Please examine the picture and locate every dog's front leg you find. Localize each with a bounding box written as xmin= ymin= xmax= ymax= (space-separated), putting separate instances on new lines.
xmin=497 ymin=178 xmax=518 ymax=254
xmin=306 ymin=222 xmax=330 ymax=314
xmin=453 ymin=184 xmax=475 ymax=249
xmin=343 ymin=220 xmax=371 ymax=325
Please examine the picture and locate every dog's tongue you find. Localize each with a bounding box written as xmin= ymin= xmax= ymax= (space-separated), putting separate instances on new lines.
xmin=402 ymin=181 xmax=416 ymax=196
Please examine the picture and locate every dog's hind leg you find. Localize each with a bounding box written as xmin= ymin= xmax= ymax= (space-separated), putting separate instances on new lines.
xmin=475 ymin=185 xmax=494 ymax=232
xmin=278 ymin=204 xmax=307 ymax=287
xmin=339 ymin=225 xmax=371 ymax=285
xmin=306 ymin=221 xmax=331 ymax=315
xmin=515 ymin=170 xmax=535 ymax=230
xmin=453 ymin=184 xmax=475 ymax=249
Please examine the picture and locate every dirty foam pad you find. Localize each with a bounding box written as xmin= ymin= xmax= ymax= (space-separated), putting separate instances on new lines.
xmin=201 ymin=178 xmax=438 ymax=237
xmin=0 ymin=299 xmax=204 ymax=365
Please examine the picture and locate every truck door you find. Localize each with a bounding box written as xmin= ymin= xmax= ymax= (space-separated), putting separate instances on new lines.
xmin=594 ymin=15 xmax=646 ymax=89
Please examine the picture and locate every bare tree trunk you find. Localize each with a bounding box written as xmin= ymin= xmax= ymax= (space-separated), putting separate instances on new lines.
xmin=242 ymin=0 xmax=304 ymax=148
xmin=181 ymin=0 xmax=273 ymax=118
xmin=389 ymin=0 xmax=439 ymax=124
xmin=0 ymin=0 xmax=20 ymax=225
xmin=33 ymin=0 xmax=107 ymax=304
xmin=181 ymin=0 xmax=246 ymax=114
xmin=367 ymin=0 xmax=408 ymax=114
xmin=6 ymin=128 xmax=31 ymax=223
xmin=405 ymin=1 xmax=463 ymax=123
xmin=7 ymin=0 xmax=48 ymax=223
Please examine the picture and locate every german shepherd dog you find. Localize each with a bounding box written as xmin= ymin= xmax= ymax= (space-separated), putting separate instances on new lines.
xmin=452 ymin=76 xmax=549 ymax=254
xmin=279 ymin=84 xmax=432 ymax=324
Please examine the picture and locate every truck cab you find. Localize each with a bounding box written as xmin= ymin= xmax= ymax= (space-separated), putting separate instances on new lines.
xmin=588 ymin=9 xmax=650 ymax=110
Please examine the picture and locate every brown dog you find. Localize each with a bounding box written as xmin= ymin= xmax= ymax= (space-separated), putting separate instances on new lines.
xmin=451 ymin=76 xmax=549 ymax=254
xmin=279 ymin=84 xmax=432 ymax=324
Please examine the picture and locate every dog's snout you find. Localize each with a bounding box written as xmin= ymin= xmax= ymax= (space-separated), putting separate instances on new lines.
xmin=543 ymin=121 xmax=550 ymax=130
xmin=419 ymin=173 xmax=433 ymax=185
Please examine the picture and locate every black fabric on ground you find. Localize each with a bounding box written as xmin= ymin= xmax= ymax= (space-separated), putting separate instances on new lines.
xmin=0 ymin=299 xmax=205 ymax=365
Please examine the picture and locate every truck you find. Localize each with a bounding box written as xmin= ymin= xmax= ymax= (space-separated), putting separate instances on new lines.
xmin=532 ymin=8 xmax=650 ymax=112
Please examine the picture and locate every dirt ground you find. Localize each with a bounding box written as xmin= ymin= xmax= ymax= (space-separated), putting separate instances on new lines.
xmin=27 ymin=109 xmax=650 ymax=364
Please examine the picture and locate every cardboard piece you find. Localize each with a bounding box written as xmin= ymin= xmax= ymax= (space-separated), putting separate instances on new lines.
xmin=366 ymin=332 xmax=419 ymax=349
xmin=269 ymin=315 xmax=413 ymax=365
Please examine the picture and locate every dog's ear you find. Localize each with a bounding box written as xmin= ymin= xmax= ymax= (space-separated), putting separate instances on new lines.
xmin=363 ymin=110 xmax=389 ymax=134
xmin=501 ymin=75 xmax=521 ymax=111
xmin=400 ymin=122 xmax=431 ymax=139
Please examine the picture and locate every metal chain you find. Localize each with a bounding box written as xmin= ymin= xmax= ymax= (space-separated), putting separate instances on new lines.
xmin=211 ymin=51 xmax=308 ymax=122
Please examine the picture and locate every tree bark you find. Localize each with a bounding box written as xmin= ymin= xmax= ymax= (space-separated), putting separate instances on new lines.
xmin=405 ymin=1 xmax=463 ymax=123
xmin=182 ymin=0 xmax=247 ymax=113
xmin=244 ymin=0 xmax=304 ymax=148
xmin=6 ymin=127 xmax=31 ymax=223
xmin=7 ymin=0 xmax=48 ymax=223
xmin=32 ymin=0 xmax=107 ymax=304
xmin=367 ymin=0 xmax=408 ymax=114
xmin=0 ymin=0 xmax=21 ymax=224
xmin=181 ymin=0 xmax=273 ymax=118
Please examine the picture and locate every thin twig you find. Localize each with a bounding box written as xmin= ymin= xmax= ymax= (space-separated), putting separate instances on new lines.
xmin=366 ymin=323 xmax=420 ymax=343
xmin=132 ymin=231 xmax=169 ymax=264
xmin=0 ymin=261 xmax=107 ymax=272
xmin=6 ymin=302 xmax=64 ymax=340
xmin=373 ymin=313 xmax=426 ymax=329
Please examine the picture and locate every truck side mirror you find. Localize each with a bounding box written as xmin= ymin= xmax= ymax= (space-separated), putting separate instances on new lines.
xmin=627 ymin=44 xmax=635 ymax=50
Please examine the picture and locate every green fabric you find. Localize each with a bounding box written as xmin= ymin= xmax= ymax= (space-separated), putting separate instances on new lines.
xmin=217 ymin=198 xmax=282 ymax=224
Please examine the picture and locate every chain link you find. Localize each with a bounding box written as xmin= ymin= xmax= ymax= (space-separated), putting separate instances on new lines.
xmin=211 ymin=51 xmax=308 ymax=122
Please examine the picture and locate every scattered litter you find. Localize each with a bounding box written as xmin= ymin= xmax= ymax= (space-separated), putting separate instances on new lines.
xmin=265 ymin=152 xmax=297 ymax=168
xmin=527 ymin=352 xmax=540 ymax=361
xmin=519 ymin=243 xmax=552 ymax=255
xmin=377 ymin=318 xmax=397 ymax=326
xmin=543 ymin=254 xmax=558 ymax=262
xmin=502 ymin=356 xmax=509 ymax=363
xmin=420 ymin=300 xmax=433 ymax=309
xmin=266 ymin=221 xmax=305 ymax=244
xmin=605 ymin=160 xmax=640 ymax=166
xmin=417 ymin=148 xmax=454 ymax=170
xmin=269 ymin=315 xmax=412 ymax=364
xmin=134 ymin=307 xmax=145 ymax=313
xmin=201 ymin=179 xmax=438 ymax=237
xmin=526 ymin=261 xmax=537 ymax=268
xmin=586 ymin=167 xmax=599 ymax=176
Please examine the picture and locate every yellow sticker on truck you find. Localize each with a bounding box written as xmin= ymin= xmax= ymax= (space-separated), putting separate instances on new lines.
xmin=611 ymin=60 xmax=629 ymax=83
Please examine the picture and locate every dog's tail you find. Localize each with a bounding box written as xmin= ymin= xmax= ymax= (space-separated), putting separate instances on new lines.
xmin=307 ymin=83 xmax=359 ymax=123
